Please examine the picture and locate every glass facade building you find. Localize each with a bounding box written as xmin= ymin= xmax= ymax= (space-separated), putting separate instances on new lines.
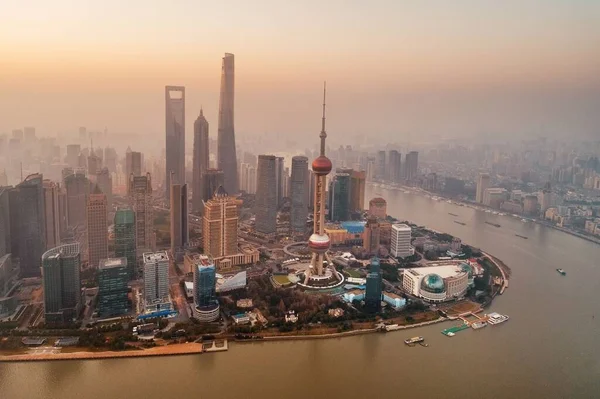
xmin=97 ymin=258 xmax=130 ymax=317
xmin=42 ymin=243 xmax=81 ymax=324
xmin=329 ymin=171 xmax=351 ymax=222
xmin=114 ymin=209 xmax=136 ymax=279
xmin=365 ymin=257 xmax=382 ymax=312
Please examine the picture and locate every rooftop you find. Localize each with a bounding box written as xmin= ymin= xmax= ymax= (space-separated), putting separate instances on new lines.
xmin=143 ymin=251 xmax=169 ymax=263
xmin=99 ymin=257 xmax=127 ymax=269
xmin=392 ymin=223 xmax=412 ymax=231
xmin=404 ymin=264 xmax=467 ymax=279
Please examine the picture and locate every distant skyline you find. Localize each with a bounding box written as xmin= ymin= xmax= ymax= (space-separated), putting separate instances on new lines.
xmin=1 ymin=1 xmax=599 ymax=142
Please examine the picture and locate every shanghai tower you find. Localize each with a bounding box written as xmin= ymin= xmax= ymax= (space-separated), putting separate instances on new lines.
xmin=217 ymin=53 xmax=238 ymax=194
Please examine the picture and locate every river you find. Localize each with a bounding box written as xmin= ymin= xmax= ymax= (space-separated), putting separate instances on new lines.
xmin=1 ymin=183 xmax=599 ymax=399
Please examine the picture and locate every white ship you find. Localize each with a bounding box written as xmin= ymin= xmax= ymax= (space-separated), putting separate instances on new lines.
xmin=486 ymin=312 xmax=509 ymax=325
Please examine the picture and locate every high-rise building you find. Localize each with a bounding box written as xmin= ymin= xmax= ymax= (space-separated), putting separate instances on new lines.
xmin=247 ymin=166 xmax=257 ymax=194
xmin=170 ymin=180 xmax=188 ymax=261
xmin=328 ymin=170 xmax=351 ymax=222
xmin=8 ymin=189 xmax=20 ymax=258
xmin=476 ymin=173 xmax=490 ymax=203
xmin=239 ymin=163 xmax=250 ymax=192
xmin=165 ymin=85 xmax=185 ymax=201
xmin=114 ymin=209 xmax=136 ymax=279
xmin=42 ymin=242 xmax=81 ymax=323
xmin=129 ymin=174 xmax=153 ymax=254
xmin=193 ymin=254 xmax=220 ymax=322
xmin=376 ymin=151 xmax=386 ymax=180
xmin=203 ymin=186 xmax=238 ymax=259
xmin=96 ymin=167 xmax=113 ymax=213
xmin=365 ymin=257 xmax=383 ymax=312
xmin=391 ymin=224 xmax=412 ymax=258
xmin=192 ymin=109 xmax=210 ymax=213
xmin=203 ymin=169 xmax=225 ymax=202
xmin=16 ymin=174 xmax=46 ymax=277
xmin=275 ymin=156 xmax=285 ymax=208
xmin=217 ymin=53 xmax=238 ymax=194
xmin=290 ymin=156 xmax=309 ymax=233
xmin=97 ymin=258 xmax=130 ymax=317
xmin=350 ymin=170 xmax=366 ymax=212
xmin=125 ymin=150 xmax=142 ymax=178
xmin=65 ymin=172 xmax=90 ymax=229
xmin=87 ymin=152 xmax=101 ymax=176
xmin=523 ymin=194 xmax=539 ymax=215
xmin=143 ymin=252 xmax=169 ymax=304
xmin=43 ymin=180 xmax=61 ymax=250
xmin=0 ymin=187 xmax=10 ymax=257
xmin=66 ymin=144 xmax=81 ymax=168
xmin=388 ymin=150 xmax=402 ymax=183
xmin=404 ymin=151 xmax=419 ymax=181
xmin=87 ymin=192 xmax=108 ymax=268
xmin=368 ymin=197 xmax=387 ymax=219
xmin=363 ymin=216 xmax=381 ymax=255
xmin=255 ymin=155 xmax=277 ymax=234
xmin=483 ymin=188 xmax=507 ymax=209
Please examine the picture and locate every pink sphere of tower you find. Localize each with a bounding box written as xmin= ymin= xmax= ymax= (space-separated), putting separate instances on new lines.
xmin=312 ymin=155 xmax=332 ymax=175
xmin=308 ymin=233 xmax=330 ymax=253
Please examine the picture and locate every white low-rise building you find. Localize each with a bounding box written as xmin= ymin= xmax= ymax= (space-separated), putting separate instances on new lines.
xmin=402 ymin=263 xmax=471 ymax=303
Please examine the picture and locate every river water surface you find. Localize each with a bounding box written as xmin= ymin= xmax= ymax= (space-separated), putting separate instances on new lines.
xmin=1 ymin=184 xmax=599 ymax=399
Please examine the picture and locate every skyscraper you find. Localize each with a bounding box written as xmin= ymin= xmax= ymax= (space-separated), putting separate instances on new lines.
xmin=129 ymin=174 xmax=153 ymax=254
xmin=43 ymin=180 xmax=61 ymax=250
xmin=192 ymin=108 xmax=209 ymax=213
xmin=86 ymin=192 xmax=108 ymax=269
xmin=165 ymin=85 xmax=185 ymax=201
xmin=476 ymin=173 xmax=491 ymax=203
xmin=376 ymin=151 xmax=386 ymax=180
xmin=193 ymin=255 xmax=220 ymax=322
xmin=217 ymin=53 xmax=238 ymax=194
xmin=97 ymin=258 xmax=130 ymax=317
xmin=391 ymin=224 xmax=412 ymax=258
xmin=170 ymin=180 xmax=188 ymax=261
xmin=16 ymin=174 xmax=46 ymax=277
xmin=0 ymin=187 xmax=10 ymax=258
xmin=350 ymin=170 xmax=366 ymax=212
xmin=290 ymin=156 xmax=309 ymax=233
xmin=363 ymin=216 xmax=381 ymax=255
xmin=388 ymin=150 xmax=402 ymax=183
xmin=365 ymin=257 xmax=383 ymax=312
xmin=202 ymin=168 xmax=225 ymax=202
xmin=404 ymin=151 xmax=419 ymax=181
xmin=143 ymin=252 xmax=169 ymax=304
xmin=255 ymin=155 xmax=277 ymax=234
xmin=275 ymin=156 xmax=285 ymax=208
xmin=114 ymin=208 xmax=136 ymax=279
xmin=203 ymin=186 xmax=238 ymax=259
xmin=96 ymin=167 xmax=113 ymax=213
xmin=328 ymin=170 xmax=351 ymax=222
xmin=42 ymin=242 xmax=81 ymax=323
xmin=125 ymin=150 xmax=142 ymax=178
xmin=65 ymin=172 xmax=90 ymax=229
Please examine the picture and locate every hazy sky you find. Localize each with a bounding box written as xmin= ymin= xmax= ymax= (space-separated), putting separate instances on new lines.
xmin=1 ymin=0 xmax=599 ymax=145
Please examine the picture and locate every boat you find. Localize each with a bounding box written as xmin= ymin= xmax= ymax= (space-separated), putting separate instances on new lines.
xmin=485 ymin=221 xmax=501 ymax=228
xmin=556 ymin=268 xmax=566 ymax=276
xmin=446 ymin=332 xmax=455 ymax=337
xmin=471 ymin=321 xmax=487 ymax=330
xmin=448 ymin=212 xmax=459 ymax=217
xmin=454 ymin=221 xmax=466 ymax=226
xmin=515 ymin=234 xmax=528 ymax=239
xmin=404 ymin=336 xmax=424 ymax=345
xmin=486 ymin=312 xmax=509 ymax=325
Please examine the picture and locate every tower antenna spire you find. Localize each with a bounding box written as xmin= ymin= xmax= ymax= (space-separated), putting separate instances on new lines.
xmin=320 ymin=81 xmax=327 ymax=155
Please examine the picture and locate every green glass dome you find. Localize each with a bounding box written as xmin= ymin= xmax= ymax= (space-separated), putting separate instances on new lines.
xmin=421 ymin=274 xmax=445 ymax=293
xmin=460 ymin=263 xmax=473 ymax=278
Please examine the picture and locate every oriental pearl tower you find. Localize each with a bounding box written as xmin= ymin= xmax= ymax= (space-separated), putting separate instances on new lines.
xmin=305 ymin=83 xmax=339 ymax=285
